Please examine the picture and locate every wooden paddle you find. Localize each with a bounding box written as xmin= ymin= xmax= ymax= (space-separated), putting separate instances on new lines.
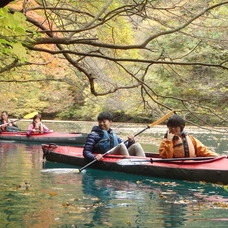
xmin=0 ymin=112 xmax=38 ymax=128
xmin=76 ymin=110 xmax=175 ymax=173
xmin=117 ymin=157 xmax=222 ymax=165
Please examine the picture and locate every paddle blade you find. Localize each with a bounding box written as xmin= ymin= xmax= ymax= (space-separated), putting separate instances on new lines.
xmin=148 ymin=110 xmax=175 ymax=128
xmin=41 ymin=168 xmax=80 ymax=174
xmin=23 ymin=112 xmax=38 ymax=119
xmin=117 ymin=159 xmax=151 ymax=166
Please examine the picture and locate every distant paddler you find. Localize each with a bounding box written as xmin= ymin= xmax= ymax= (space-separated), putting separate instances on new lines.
xmin=26 ymin=113 xmax=53 ymax=136
xmin=0 ymin=111 xmax=20 ymax=132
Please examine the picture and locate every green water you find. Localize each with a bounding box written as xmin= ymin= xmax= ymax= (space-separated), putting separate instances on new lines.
xmin=0 ymin=121 xmax=227 ymax=227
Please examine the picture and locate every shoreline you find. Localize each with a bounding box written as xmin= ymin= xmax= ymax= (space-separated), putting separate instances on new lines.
xmin=16 ymin=119 xmax=228 ymax=134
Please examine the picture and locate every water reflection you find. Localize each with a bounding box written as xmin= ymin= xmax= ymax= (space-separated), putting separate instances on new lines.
xmin=42 ymin=161 xmax=228 ymax=227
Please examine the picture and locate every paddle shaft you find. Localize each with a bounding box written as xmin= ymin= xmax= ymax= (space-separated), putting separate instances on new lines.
xmin=25 ymin=130 xmax=52 ymax=133
xmin=0 ymin=130 xmax=52 ymax=134
xmin=79 ymin=143 xmax=124 ymax=172
xmin=117 ymin=157 xmax=220 ymax=165
xmin=79 ymin=158 xmax=98 ymax=172
xmin=133 ymin=126 xmax=150 ymax=137
xmin=0 ymin=119 xmax=20 ymax=128
xmin=78 ymin=111 xmax=174 ymax=172
xmin=6 ymin=130 xmax=83 ymax=135
xmin=153 ymin=157 xmax=217 ymax=162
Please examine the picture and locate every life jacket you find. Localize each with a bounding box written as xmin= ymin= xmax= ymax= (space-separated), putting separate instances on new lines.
xmin=172 ymin=134 xmax=195 ymax=158
xmin=95 ymin=130 xmax=119 ymax=153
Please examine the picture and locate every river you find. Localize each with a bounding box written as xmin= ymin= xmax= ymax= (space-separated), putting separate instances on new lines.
xmin=0 ymin=121 xmax=227 ymax=227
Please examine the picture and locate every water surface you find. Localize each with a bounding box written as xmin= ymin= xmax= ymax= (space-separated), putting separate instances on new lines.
xmin=0 ymin=121 xmax=227 ymax=227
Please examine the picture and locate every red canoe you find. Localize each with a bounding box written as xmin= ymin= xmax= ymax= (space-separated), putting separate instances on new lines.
xmin=42 ymin=144 xmax=228 ymax=184
xmin=0 ymin=132 xmax=87 ymax=144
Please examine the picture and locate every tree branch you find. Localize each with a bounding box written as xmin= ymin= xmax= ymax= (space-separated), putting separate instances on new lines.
xmin=25 ymin=1 xmax=228 ymax=50
xmin=0 ymin=59 xmax=53 ymax=74
xmin=70 ymin=0 xmax=114 ymax=38
xmin=0 ymin=79 xmax=63 ymax=83
xmin=25 ymin=46 xmax=228 ymax=70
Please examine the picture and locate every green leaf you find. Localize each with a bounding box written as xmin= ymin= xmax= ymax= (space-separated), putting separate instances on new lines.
xmin=0 ymin=7 xmax=9 ymax=16
xmin=13 ymin=12 xmax=26 ymax=23
xmin=0 ymin=39 xmax=12 ymax=45
xmin=12 ymin=43 xmax=27 ymax=60
xmin=14 ymin=26 xmax=26 ymax=35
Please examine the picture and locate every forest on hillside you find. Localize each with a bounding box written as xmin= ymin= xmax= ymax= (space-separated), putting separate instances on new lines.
xmin=0 ymin=0 xmax=227 ymax=126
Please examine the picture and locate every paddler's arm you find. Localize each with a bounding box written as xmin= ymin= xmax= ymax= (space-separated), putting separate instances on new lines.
xmin=26 ymin=124 xmax=34 ymax=136
xmin=42 ymin=124 xmax=53 ymax=132
xmin=189 ymin=135 xmax=219 ymax=157
xmin=83 ymin=132 xmax=99 ymax=160
xmin=159 ymin=131 xmax=175 ymax=158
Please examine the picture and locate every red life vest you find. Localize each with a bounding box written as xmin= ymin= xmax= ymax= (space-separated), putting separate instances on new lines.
xmin=172 ymin=135 xmax=195 ymax=158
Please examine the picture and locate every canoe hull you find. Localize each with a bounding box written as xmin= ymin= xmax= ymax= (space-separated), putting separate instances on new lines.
xmin=42 ymin=144 xmax=228 ymax=184
xmin=0 ymin=132 xmax=87 ymax=144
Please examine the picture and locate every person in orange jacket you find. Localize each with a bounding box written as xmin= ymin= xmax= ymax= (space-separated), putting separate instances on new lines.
xmin=159 ymin=115 xmax=218 ymax=159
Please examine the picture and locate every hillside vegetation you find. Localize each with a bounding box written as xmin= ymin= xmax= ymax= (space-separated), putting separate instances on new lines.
xmin=0 ymin=0 xmax=227 ymax=126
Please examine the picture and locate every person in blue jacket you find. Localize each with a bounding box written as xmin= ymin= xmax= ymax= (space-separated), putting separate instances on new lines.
xmin=83 ymin=111 xmax=146 ymax=160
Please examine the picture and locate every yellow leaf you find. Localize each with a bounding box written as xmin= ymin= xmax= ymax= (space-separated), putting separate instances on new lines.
xmin=49 ymin=192 xmax=58 ymax=196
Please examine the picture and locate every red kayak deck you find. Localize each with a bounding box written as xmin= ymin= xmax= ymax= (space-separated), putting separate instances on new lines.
xmin=42 ymin=144 xmax=228 ymax=184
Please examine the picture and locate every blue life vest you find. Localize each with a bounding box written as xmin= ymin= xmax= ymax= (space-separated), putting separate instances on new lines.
xmin=95 ymin=130 xmax=119 ymax=153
